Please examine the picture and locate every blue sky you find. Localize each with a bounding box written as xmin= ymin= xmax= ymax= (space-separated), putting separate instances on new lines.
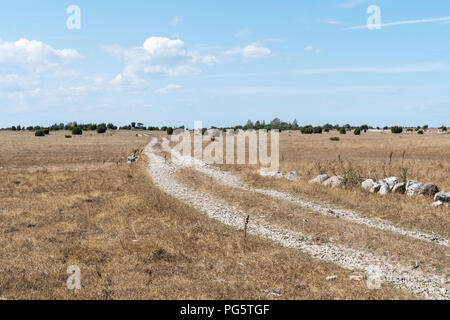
xmin=0 ymin=0 xmax=449 ymax=128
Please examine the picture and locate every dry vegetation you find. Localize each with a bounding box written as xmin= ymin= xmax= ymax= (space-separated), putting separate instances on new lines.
xmin=175 ymin=168 xmax=449 ymax=276
xmin=0 ymin=130 xmax=411 ymax=299
xmin=212 ymin=131 xmax=450 ymax=236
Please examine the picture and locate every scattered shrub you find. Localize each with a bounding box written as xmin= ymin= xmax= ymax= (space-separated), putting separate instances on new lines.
xmin=354 ymin=128 xmax=361 ymax=135
xmin=417 ymin=130 xmax=424 ymax=135
xmin=97 ymin=126 xmax=106 ymax=134
xmin=391 ymin=126 xmax=403 ymax=134
xmin=72 ymin=127 xmax=83 ymax=135
xmin=339 ymin=127 xmax=346 ymax=134
xmin=330 ymin=137 xmax=340 ymax=141
xmin=312 ymin=126 xmax=323 ymax=134
xmin=65 ymin=135 xmax=72 ymax=138
xmin=166 ymin=127 xmax=174 ymax=135
xmin=35 ymin=130 xmax=45 ymax=137
xmin=301 ymin=127 xmax=313 ymax=134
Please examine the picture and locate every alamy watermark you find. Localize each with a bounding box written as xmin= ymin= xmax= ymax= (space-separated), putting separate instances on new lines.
xmin=66 ymin=265 xmax=81 ymax=290
xmin=171 ymin=121 xmax=280 ymax=172
xmin=66 ymin=5 xmax=81 ymax=30
xmin=366 ymin=5 xmax=381 ymax=30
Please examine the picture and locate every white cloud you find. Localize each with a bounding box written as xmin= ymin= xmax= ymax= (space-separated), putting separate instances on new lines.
xmin=224 ymin=44 xmax=272 ymax=58
xmin=318 ymin=19 xmax=343 ymax=25
xmin=0 ymin=38 xmax=80 ymax=71
xmin=155 ymin=84 xmax=183 ymax=94
xmin=295 ymin=64 xmax=446 ymax=74
xmin=344 ymin=16 xmax=450 ymax=30
xmin=107 ymin=36 xmax=217 ymax=84
xmin=142 ymin=37 xmax=187 ymax=59
xmin=169 ymin=16 xmax=179 ymax=27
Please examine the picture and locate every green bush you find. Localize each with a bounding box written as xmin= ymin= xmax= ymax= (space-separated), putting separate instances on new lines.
xmin=97 ymin=126 xmax=106 ymax=134
xmin=72 ymin=127 xmax=83 ymax=135
xmin=354 ymin=128 xmax=361 ymax=135
xmin=312 ymin=126 xmax=323 ymax=134
xmin=301 ymin=127 xmax=313 ymax=134
xmin=417 ymin=130 xmax=424 ymax=135
xmin=43 ymin=128 xmax=49 ymax=135
xmin=339 ymin=127 xmax=346 ymax=134
xmin=166 ymin=127 xmax=174 ymax=135
xmin=330 ymin=137 xmax=340 ymax=141
xmin=35 ymin=130 xmax=45 ymax=137
xmin=391 ymin=126 xmax=403 ymax=134
xmin=65 ymin=135 xmax=72 ymax=138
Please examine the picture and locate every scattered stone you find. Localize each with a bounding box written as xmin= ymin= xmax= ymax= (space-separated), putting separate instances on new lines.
xmin=406 ymin=180 xmax=420 ymax=189
xmin=286 ymin=171 xmax=300 ymax=181
xmin=392 ymin=182 xmax=406 ymax=194
xmin=127 ymin=153 xmax=137 ymax=163
xmin=406 ymin=181 xmax=424 ymax=196
xmin=323 ymin=176 xmax=344 ymax=189
xmin=419 ymin=183 xmax=440 ymax=197
xmin=258 ymin=169 xmax=283 ymax=179
xmin=362 ymin=179 xmax=375 ymax=190
xmin=349 ymin=275 xmax=363 ymax=281
xmin=326 ymin=276 xmax=337 ymax=281
xmin=432 ymin=201 xmax=443 ymax=208
xmin=434 ymin=192 xmax=450 ymax=203
xmin=379 ymin=184 xmax=391 ymax=195
xmin=309 ymin=174 xmax=330 ymax=185
xmin=383 ymin=177 xmax=398 ymax=189
xmin=370 ymin=182 xmax=382 ymax=193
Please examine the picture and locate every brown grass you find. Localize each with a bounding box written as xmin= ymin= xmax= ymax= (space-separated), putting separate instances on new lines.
xmin=175 ymin=168 xmax=450 ymax=276
xmin=0 ymin=131 xmax=412 ymax=299
xmin=210 ymin=131 xmax=450 ymax=236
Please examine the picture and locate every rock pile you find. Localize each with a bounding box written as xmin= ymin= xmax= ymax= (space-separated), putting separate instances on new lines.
xmin=310 ymin=173 xmax=447 ymax=208
xmin=309 ymin=174 xmax=343 ymax=189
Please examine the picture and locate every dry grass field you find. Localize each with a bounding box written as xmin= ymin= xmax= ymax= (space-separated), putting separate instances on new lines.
xmin=215 ymin=131 xmax=450 ymax=237
xmin=0 ymin=130 xmax=412 ymax=300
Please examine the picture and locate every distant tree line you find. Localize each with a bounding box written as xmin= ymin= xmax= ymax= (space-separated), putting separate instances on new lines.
xmin=0 ymin=119 xmax=448 ymax=136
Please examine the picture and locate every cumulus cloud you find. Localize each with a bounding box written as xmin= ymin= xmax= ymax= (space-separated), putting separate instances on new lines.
xmin=155 ymin=84 xmax=183 ymax=94
xmin=107 ymin=36 xmax=218 ymax=85
xmin=0 ymin=38 xmax=80 ymax=71
xmin=224 ymin=44 xmax=272 ymax=58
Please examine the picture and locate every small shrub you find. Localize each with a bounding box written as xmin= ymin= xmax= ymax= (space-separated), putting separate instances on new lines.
xmin=65 ymin=135 xmax=72 ymax=138
xmin=354 ymin=128 xmax=361 ymax=135
xmin=417 ymin=130 xmax=424 ymax=135
xmin=35 ymin=130 xmax=45 ymax=137
xmin=339 ymin=127 xmax=346 ymax=134
xmin=391 ymin=126 xmax=403 ymax=134
xmin=312 ymin=126 xmax=323 ymax=134
xmin=72 ymin=127 xmax=83 ymax=135
xmin=301 ymin=127 xmax=313 ymax=134
xmin=330 ymin=137 xmax=340 ymax=141
xmin=166 ymin=127 xmax=174 ymax=135
xmin=97 ymin=126 xmax=106 ymax=134
xmin=43 ymin=128 xmax=49 ymax=135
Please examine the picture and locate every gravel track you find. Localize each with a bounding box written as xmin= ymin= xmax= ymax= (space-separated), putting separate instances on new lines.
xmin=145 ymin=137 xmax=449 ymax=299
xmin=160 ymin=137 xmax=450 ymax=247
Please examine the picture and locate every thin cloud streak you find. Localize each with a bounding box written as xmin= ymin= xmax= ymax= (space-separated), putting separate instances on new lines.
xmin=295 ymin=64 xmax=447 ymax=74
xmin=344 ymin=16 xmax=450 ymax=30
